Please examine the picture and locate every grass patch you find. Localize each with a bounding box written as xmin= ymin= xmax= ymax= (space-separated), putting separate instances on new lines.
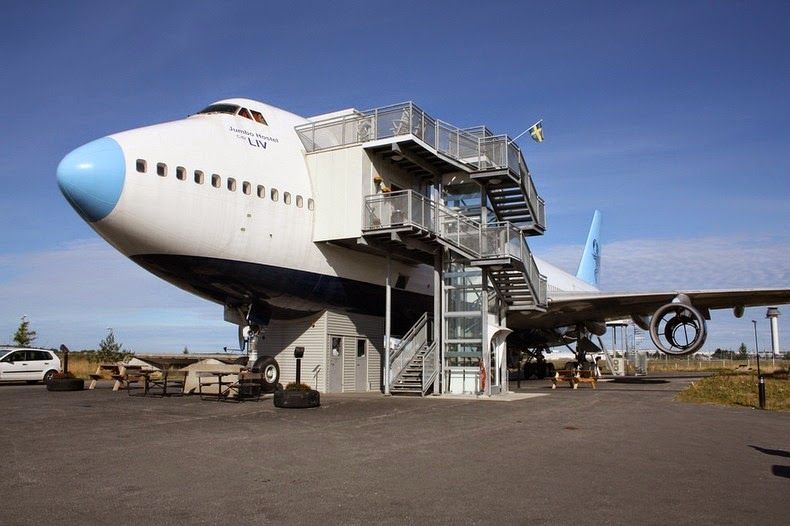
xmin=61 ymin=355 xmax=100 ymax=380
xmin=677 ymin=372 xmax=790 ymax=411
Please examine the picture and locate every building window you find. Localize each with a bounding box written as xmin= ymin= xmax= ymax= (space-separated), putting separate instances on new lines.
xmin=357 ymin=339 xmax=366 ymax=358
xmin=296 ymin=195 xmax=303 ymax=208
xmin=284 ymin=192 xmax=291 ymax=205
xmin=211 ymin=174 xmax=221 ymax=188
xmin=271 ymin=188 xmax=279 ymax=202
xmin=176 ymin=166 xmax=186 ymax=181
xmin=156 ymin=162 xmax=167 ymax=177
xmin=257 ymin=185 xmax=266 ymax=198
xmin=194 ymin=170 xmax=204 ymax=184
xmin=136 ymin=159 xmax=147 ymax=173
xmin=307 ymin=198 xmax=315 ymax=211
xmin=227 ymin=177 xmax=237 ymax=192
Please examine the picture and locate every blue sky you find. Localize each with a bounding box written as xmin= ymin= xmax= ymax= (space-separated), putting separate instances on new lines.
xmin=1 ymin=0 xmax=788 ymax=353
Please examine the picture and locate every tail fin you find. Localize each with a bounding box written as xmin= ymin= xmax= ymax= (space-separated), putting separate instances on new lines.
xmin=576 ymin=210 xmax=602 ymax=287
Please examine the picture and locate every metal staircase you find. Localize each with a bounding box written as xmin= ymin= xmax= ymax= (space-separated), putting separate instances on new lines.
xmin=363 ymin=191 xmax=547 ymax=310
xmin=472 ymin=136 xmax=546 ymax=236
xmin=390 ymin=341 xmax=438 ymax=395
xmin=388 ymin=313 xmax=438 ymax=396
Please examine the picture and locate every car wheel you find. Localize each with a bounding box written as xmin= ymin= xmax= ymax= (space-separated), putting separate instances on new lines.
xmin=43 ymin=370 xmax=57 ymax=383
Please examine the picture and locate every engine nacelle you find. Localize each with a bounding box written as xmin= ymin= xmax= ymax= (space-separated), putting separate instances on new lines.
xmin=648 ymin=302 xmax=708 ymax=355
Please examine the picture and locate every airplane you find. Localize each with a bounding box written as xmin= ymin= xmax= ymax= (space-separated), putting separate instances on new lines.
xmin=56 ymin=97 xmax=790 ymax=386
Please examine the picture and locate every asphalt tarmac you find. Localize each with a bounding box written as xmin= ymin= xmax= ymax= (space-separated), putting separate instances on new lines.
xmin=1 ymin=377 xmax=787 ymax=525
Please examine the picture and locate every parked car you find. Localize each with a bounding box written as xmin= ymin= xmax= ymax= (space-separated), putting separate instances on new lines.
xmin=0 ymin=347 xmax=61 ymax=384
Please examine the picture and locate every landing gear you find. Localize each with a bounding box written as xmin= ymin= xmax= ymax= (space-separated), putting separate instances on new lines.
xmin=521 ymin=346 xmax=555 ymax=380
xmin=238 ymin=305 xmax=280 ymax=390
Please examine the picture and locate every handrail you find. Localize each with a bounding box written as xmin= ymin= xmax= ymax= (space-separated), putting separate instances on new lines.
xmin=389 ymin=312 xmax=429 ymax=384
xmin=421 ymin=341 xmax=439 ymax=395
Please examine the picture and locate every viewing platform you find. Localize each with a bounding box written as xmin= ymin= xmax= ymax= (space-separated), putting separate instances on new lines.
xmin=362 ymin=190 xmax=546 ymax=310
xmin=295 ymin=102 xmax=545 ymax=235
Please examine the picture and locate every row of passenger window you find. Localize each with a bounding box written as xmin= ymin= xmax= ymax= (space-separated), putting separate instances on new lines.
xmin=135 ymin=159 xmax=314 ymax=210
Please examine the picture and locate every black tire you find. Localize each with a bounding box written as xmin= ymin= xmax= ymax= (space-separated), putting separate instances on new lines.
xmin=46 ymin=377 xmax=85 ymax=391
xmin=43 ymin=370 xmax=57 ymax=384
xmin=274 ymin=388 xmax=320 ymax=409
xmin=251 ymin=356 xmax=280 ymax=391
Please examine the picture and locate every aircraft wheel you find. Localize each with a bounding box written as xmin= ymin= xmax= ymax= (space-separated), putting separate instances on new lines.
xmin=252 ymin=356 xmax=280 ymax=392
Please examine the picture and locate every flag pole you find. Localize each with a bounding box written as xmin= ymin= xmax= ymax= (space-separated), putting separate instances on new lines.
xmin=509 ymin=119 xmax=543 ymax=144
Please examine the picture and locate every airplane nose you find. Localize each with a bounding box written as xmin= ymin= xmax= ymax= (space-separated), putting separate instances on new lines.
xmin=57 ymin=137 xmax=126 ymax=222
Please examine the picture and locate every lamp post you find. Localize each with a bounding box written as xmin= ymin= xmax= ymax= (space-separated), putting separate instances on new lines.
xmin=752 ymin=320 xmax=765 ymax=409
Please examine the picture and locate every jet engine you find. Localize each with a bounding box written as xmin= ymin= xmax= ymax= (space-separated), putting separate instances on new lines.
xmin=648 ymin=301 xmax=707 ymax=355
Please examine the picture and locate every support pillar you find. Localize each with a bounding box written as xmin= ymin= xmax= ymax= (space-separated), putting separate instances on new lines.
xmin=434 ymin=250 xmax=443 ymax=394
xmin=384 ymin=255 xmax=391 ymax=395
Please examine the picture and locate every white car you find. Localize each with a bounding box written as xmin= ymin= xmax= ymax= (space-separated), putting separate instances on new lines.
xmin=0 ymin=347 xmax=61 ymax=384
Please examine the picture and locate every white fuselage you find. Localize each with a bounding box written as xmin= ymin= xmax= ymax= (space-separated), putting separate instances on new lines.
xmin=67 ymin=98 xmax=595 ymax=320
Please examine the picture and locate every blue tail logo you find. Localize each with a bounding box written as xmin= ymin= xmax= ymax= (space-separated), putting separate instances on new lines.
xmin=576 ymin=210 xmax=602 ymax=287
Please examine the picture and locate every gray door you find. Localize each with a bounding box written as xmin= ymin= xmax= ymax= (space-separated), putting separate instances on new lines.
xmin=328 ymin=336 xmax=343 ymax=393
xmin=355 ymin=339 xmax=368 ymax=392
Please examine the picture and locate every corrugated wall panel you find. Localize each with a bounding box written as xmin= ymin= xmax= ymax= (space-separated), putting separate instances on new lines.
xmin=326 ymin=311 xmax=384 ymax=392
xmin=258 ymin=312 xmax=327 ymax=392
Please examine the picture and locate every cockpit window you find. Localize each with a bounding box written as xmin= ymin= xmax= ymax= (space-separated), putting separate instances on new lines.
xmin=197 ymin=103 xmax=267 ymax=125
xmin=251 ymin=110 xmax=267 ymax=125
xmin=197 ymin=103 xmax=240 ymax=115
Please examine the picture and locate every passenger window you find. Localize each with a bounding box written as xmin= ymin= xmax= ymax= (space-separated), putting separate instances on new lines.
xmin=212 ymin=174 xmax=221 ymax=188
xmin=251 ymin=110 xmax=267 ymax=125
xmin=227 ymin=178 xmax=237 ymax=192
xmin=238 ymin=108 xmax=253 ymax=120
xmin=257 ymin=185 xmax=266 ymax=198
xmin=271 ymin=188 xmax=279 ymax=202
xmin=242 ymin=181 xmax=251 ymax=195
xmin=284 ymin=192 xmax=292 ymax=205
xmin=308 ymin=198 xmax=315 ymax=211
xmin=136 ymin=159 xmax=147 ymax=173
xmin=296 ymin=195 xmax=303 ymax=208
xmin=176 ymin=166 xmax=186 ymax=181
xmin=157 ymin=163 xmax=167 ymax=177
xmin=194 ymin=170 xmax=204 ymax=184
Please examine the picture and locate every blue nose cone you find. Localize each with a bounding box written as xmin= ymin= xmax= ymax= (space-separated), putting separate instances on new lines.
xmin=57 ymin=137 xmax=125 ymax=222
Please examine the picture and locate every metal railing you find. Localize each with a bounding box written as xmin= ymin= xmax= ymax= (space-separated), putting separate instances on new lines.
xmin=296 ymin=102 xmax=524 ymax=174
xmin=421 ymin=341 xmax=439 ymax=395
xmin=296 ymin=101 xmax=545 ymax=230
xmin=363 ymin=190 xmax=546 ymax=305
xmin=389 ymin=312 xmax=429 ymax=385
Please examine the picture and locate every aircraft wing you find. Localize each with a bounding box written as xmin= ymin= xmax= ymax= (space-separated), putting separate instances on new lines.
xmin=510 ymin=288 xmax=790 ymax=330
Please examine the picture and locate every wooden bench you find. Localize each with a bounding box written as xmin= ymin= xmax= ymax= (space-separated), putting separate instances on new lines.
xmin=550 ymin=369 xmax=597 ymax=389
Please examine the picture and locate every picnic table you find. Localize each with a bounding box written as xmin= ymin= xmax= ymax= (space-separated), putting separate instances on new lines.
xmin=127 ymin=369 xmax=187 ymax=397
xmin=88 ymin=363 xmax=143 ymax=391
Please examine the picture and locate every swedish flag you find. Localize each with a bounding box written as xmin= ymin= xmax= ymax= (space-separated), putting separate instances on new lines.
xmin=529 ymin=121 xmax=544 ymax=143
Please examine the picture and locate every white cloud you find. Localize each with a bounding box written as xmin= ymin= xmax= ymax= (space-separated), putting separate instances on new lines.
xmin=539 ymin=234 xmax=790 ymax=351
xmin=2 ymin=236 xmax=787 ymax=356
xmin=0 ymin=239 xmax=231 ymax=353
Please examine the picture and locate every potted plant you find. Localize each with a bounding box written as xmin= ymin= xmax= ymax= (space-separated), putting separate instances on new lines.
xmin=46 ymin=345 xmax=84 ymax=391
